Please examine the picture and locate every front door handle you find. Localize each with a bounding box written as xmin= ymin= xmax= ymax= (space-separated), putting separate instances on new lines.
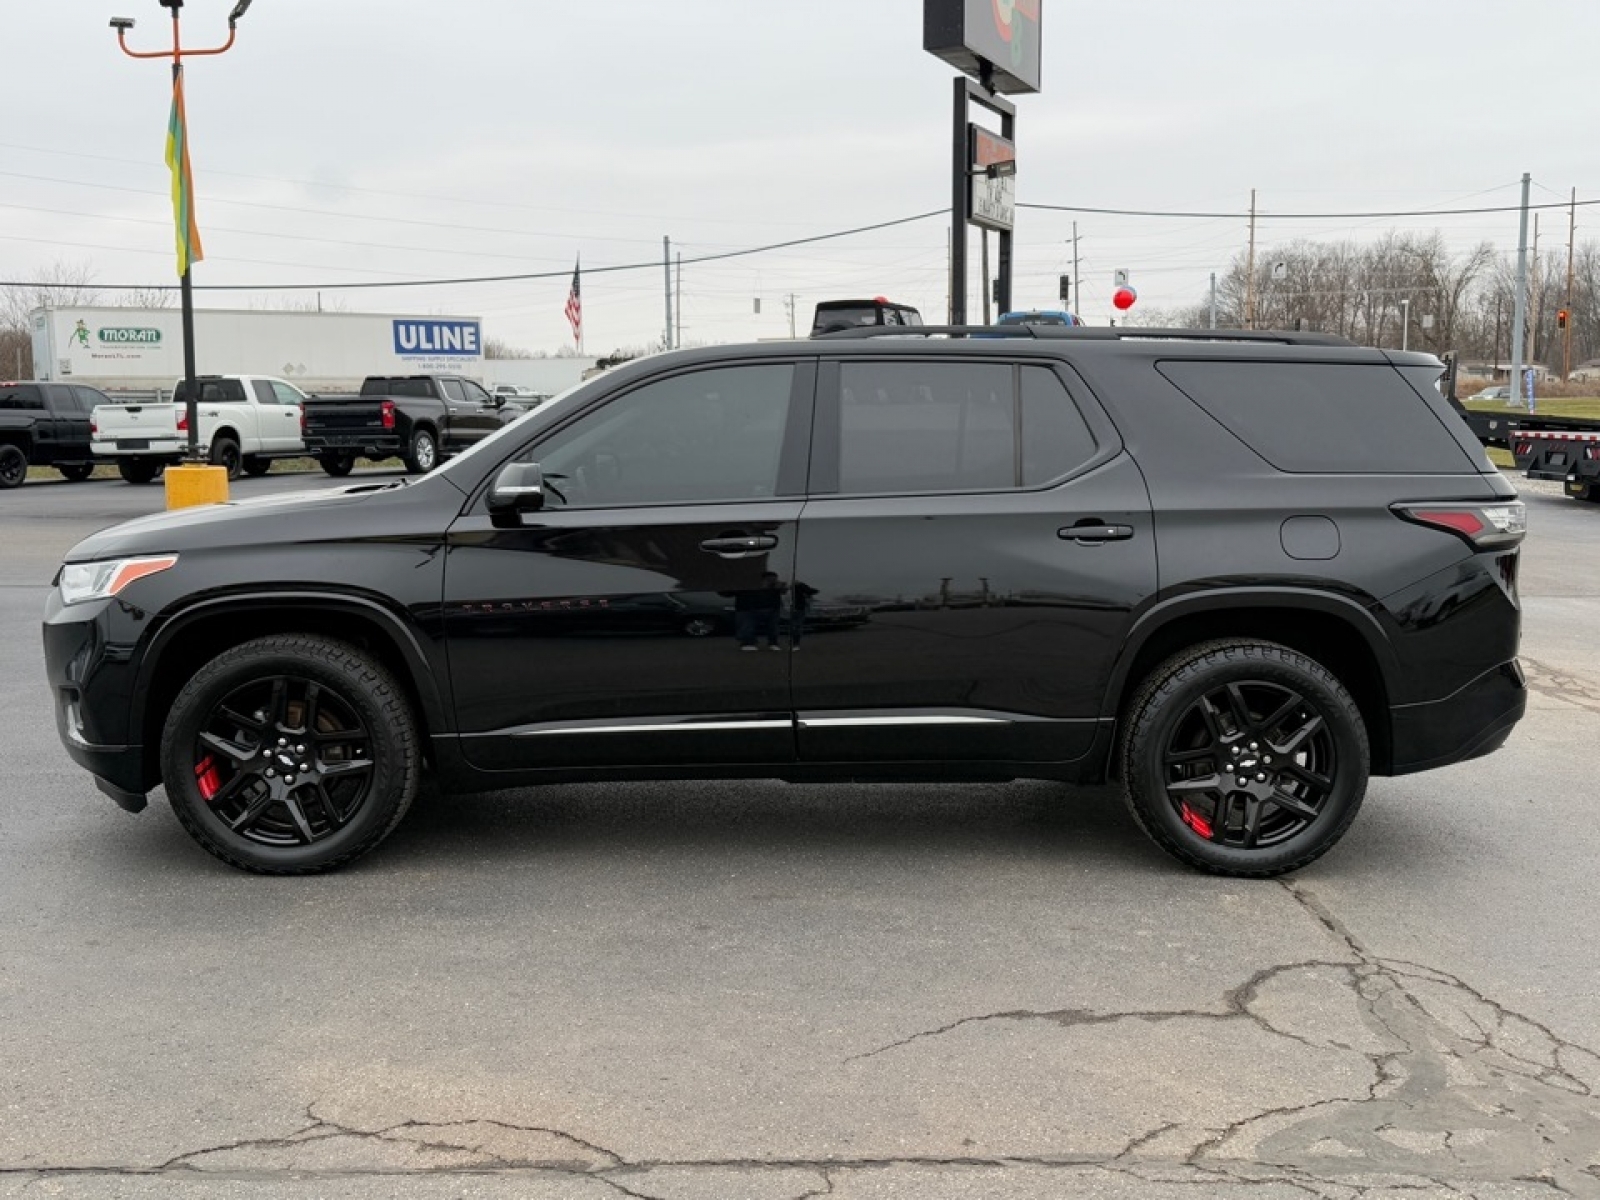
xmin=1059 ymin=522 xmax=1135 ymax=544
xmin=699 ymin=535 xmax=778 ymax=558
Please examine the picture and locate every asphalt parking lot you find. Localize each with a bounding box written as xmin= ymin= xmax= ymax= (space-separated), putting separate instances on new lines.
xmin=3 ymin=467 xmax=1598 ymax=1199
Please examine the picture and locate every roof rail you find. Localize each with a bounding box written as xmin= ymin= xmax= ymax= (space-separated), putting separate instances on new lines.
xmin=814 ymin=325 xmax=1357 ymax=348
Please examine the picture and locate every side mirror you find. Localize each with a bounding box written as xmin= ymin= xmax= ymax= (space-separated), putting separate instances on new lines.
xmin=491 ymin=395 xmax=505 ymax=408
xmin=487 ymin=461 xmax=546 ymax=525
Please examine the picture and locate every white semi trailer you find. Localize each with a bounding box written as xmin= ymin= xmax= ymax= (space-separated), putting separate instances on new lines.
xmin=28 ymin=306 xmax=486 ymax=394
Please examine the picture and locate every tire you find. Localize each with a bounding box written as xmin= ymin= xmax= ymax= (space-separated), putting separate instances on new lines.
xmin=58 ymin=463 xmax=95 ymax=482
xmin=1121 ymin=639 xmax=1369 ymax=878
xmin=159 ymin=634 xmax=420 ymax=874
xmin=117 ymin=459 xmax=163 ymax=485
xmin=402 ymin=428 xmax=439 ymax=475
xmin=209 ymin=436 xmax=242 ymax=480
xmin=0 ymin=444 xmax=27 ymax=489
xmin=242 ymin=455 xmax=272 ymax=477
xmin=1564 ymin=475 xmax=1600 ymax=503
xmin=319 ymin=453 xmax=355 ymax=478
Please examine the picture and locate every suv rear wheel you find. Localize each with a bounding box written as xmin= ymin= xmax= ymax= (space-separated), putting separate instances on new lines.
xmin=159 ymin=634 xmax=420 ymax=874
xmin=1121 ymin=639 xmax=1368 ymax=877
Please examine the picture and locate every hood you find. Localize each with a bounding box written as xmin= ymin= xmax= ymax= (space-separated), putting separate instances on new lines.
xmin=63 ymin=474 xmax=463 ymax=563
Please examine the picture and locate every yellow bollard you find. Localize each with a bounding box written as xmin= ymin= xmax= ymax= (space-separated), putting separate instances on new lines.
xmin=164 ymin=464 xmax=230 ymax=510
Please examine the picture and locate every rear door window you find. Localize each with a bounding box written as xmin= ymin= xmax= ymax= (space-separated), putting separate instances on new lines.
xmin=823 ymin=361 xmax=1100 ymax=495
xmin=1156 ymin=360 xmax=1476 ymax=474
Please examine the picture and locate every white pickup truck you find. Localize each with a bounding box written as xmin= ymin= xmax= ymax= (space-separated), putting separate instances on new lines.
xmin=91 ymin=374 xmax=310 ymax=483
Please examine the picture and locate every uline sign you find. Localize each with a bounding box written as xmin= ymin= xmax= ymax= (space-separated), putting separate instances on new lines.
xmin=98 ymin=327 xmax=162 ymax=345
xmin=393 ymin=319 xmax=481 ymax=357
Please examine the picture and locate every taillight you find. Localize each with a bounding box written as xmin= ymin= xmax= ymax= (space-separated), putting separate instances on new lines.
xmin=176 ymin=410 xmax=189 ymax=432
xmin=1394 ymin=501 xmax=1526 ymax=549
xmin=381 ymin=400 xmax=396 ymax=430
xmin=90 ymin=416 xmax=97 ymax=436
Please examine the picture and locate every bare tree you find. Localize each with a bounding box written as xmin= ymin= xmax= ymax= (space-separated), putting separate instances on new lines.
xmin=0 ymin=260 xmax=101 ymax=379
xmin=114 ymin=286 xmax=176 ymax=309
xmin=483 ymin=337 xmax=533 ymax=360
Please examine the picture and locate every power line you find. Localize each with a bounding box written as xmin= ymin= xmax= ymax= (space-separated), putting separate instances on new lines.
xmin=1 ymin=210 xmax=947 ymax=292
xmin=1019 ymin=198 xmax=1600 ymax=220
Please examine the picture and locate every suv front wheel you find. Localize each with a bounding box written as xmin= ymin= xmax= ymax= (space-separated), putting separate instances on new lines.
xmin=159 ymin=634 xmax=420 ymax=874
xmin=1121 ymin=639 xmax=1368 ymax=877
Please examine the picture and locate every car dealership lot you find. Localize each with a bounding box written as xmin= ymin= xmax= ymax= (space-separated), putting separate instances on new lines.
xmin=3 ymin=469 xmax=1598 ymax=1198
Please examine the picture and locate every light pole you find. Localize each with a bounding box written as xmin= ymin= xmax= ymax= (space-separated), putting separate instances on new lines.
xmin=111 ymin=0 xmax=250 ymax=466
xmin=1399 ymin=298 xmax=1410 ymax=352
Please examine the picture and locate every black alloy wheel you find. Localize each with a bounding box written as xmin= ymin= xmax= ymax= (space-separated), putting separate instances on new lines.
xmin=0 ymin=444 xmax=27 ymax=489
xmin=161 ymin=635 xmax=419 ymax=873
xmin=1122 ymin=640 xmax=1368 ymax=877
xmin=403 ymin=428 xmax=438 ymax=475
xmin=209 ymin=437 xmax=242 ymax=480
xmin=320 ymin=453 xmax=355 ymax=477
xmin=58 ymin=462 xmax=95 ymax=481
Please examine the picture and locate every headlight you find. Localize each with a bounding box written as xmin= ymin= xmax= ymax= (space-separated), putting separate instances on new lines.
xmin=58 ymin=555 xmax=179 ymax=605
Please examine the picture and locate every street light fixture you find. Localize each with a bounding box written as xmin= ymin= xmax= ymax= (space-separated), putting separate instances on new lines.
xmin=110 ymin=0 xmax=246 ymax=479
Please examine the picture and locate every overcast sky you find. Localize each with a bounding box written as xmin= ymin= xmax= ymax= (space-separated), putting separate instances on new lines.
xmin=3 ymin=1 xmax=1591 ymax=352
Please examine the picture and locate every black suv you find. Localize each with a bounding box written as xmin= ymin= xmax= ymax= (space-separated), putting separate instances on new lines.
xmin=43 ymin=328 xmax=1526 ymax=876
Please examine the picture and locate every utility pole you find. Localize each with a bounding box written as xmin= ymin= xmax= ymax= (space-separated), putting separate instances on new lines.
xmin=663 ymin=236 xmax=673 ymax=351
xmin=675 ymin=251 xmax=682 ymax=351
xmin=784 ymin=293 xmax=798 ymax=339
xmin=1072 ymin=221 xmax=1080 ymax=315
xmin=1511 ymin=172 xmax=1531 ymax=409
xmin=1565 ymin=186 xmax=1577 ymax=382
xmin=1209 ymin=272 xmax=1218 ymax=329
xmin=1529 ymin=212 xmax=1541 ymax=366
xmin=1244 ymin=188 xmax=1258 ymax=330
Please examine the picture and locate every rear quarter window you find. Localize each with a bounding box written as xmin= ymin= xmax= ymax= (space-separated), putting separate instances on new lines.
xmin=0 ymin=385 xmax=44 ymax=411
xmin=1155 ymin=360 xmax=1475 ymax=474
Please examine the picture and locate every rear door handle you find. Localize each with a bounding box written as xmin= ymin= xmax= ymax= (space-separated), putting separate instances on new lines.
xmin=1059 ymin=523 xmax=1135 ymax=544
xmin=699 ymin=535 xmax=778 ymax=558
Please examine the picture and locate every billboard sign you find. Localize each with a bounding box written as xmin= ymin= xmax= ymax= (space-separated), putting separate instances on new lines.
xmin=393 ymin=318 xmax=481 ymax=361
xmin=969 ymin=125 xmax=1016 ymax=232
xmin=925 ymin=0 xmax=1042 ymax=94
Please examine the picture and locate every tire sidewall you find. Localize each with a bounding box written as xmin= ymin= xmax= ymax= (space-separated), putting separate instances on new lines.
xmin=0 ymin=445 xmax=26 ymax=488
xmin=410 ymin=430 xmax=437 ymax=472
xmin=211 ymin=439 xmax=242 ymax=480
xmin=161 ymin=642 xmax=415 ymax=872
xmin=1127 ymin=647 xmax=1368 ymax=875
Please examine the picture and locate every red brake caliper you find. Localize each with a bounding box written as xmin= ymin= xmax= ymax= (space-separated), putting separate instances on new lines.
xmin=1180 ymin=802 xmax=1214 ymax=840
xmin=194 ymin=755 xmax=221 ymax=802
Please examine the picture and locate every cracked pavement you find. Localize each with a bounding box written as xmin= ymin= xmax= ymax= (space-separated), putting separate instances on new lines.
xmin=3 ymin=475 xmax=1599 ymax=1199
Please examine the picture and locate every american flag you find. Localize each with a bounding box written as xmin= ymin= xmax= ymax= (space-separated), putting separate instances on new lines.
xmin=564 ymin=258 xmax=582 ymax=345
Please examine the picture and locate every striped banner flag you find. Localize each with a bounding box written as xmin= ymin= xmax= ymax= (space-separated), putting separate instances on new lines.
xmin=564 ymin=257 xmax=582 ymax=346
xmin=165 ymin=67 xmax=204 ymax=275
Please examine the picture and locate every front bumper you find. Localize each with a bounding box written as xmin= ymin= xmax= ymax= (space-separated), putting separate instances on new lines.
xmin=1387 ymin=659 xmax=1526 ymax=775
xmin=43 ymin=591 xmax=150 ymax=807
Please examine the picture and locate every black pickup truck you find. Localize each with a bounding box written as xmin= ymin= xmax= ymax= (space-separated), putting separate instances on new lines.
xmin=301 ymin=375 xmax=503 ymax=476
xmin=0 ymin=380 xmax=115 ymax=488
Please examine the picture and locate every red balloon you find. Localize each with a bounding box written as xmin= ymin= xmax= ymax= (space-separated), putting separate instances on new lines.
xmin=1113 ymin=286 xmax=1138 ymax=311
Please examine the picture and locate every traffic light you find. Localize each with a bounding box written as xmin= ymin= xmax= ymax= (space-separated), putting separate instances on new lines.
xmin=1558 ymin=308 xmax=1570 ymax=330
xmin=1059 ymin=274 xmax=1070 ymax=305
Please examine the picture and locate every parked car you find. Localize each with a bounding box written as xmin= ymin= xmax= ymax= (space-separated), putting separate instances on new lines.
xmin=0 ymin=380 xmax=112 ymax=488
xmin=492 ymin=384 xmax=541 ymax=400
xmin=999 ymin=309 xmax=1084 ymax=327
xmin=44 ymin=327 xmax=1526 ymax=877
xmin=810 ymin=297 xmax=923 ymax=336
xmin=301 ymin=374 xmax=502 ymax=476
xmin=90 ymin=375 xmax=310 ymax=483
xmin=1466 ymin=386 xmax=1513 ymax=404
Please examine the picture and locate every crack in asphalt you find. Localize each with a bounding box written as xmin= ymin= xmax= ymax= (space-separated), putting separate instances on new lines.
xmin=3 ymin=886 xmax=1596 ymax=1196
xmin=1523 ymin=656 xmax=1600 ymax=715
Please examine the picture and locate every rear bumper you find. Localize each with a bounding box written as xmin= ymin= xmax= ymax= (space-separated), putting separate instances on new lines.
xmin=306 ymin=434 xmax=402 ymax=457
xmin=91 ymin=438 xmax=184 ymax=460
xmin=1387 ymin=659 xmax=1526 ymax=775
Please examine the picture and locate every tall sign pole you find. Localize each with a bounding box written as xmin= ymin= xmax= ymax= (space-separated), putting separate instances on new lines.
xmin=113 ymin=0 xmax=249 ymax=465
xmin=926 ymin=0 xmax=1040 ymax=325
